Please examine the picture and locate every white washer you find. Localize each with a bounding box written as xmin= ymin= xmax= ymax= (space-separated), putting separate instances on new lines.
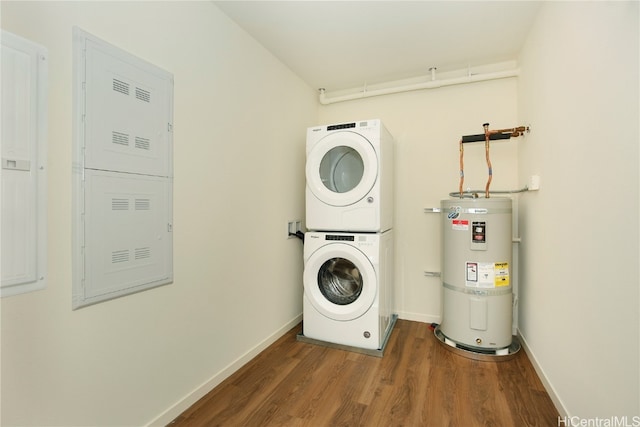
xmin=303 ymin=230 xmax=394 ymax=350
xmin=306 ymin=119 xmax=394 ymax=232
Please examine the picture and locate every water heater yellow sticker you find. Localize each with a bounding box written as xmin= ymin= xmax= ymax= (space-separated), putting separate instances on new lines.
xmin=494 ymin=262 xmax=510 ymax=287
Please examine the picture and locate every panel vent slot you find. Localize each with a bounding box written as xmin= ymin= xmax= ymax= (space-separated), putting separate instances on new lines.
xmin=135 ymin=247 xmax=151 ymax=260
xmin=112 ymin=131 xmax=129 ymax=146
xmin=135 ymin=198 xmax=150 ymax=210
xmin=112 ymin=198 xmax=129 ymax=210
xmin=113 ymin=78 xmax=130 ymax=95
xmin=111 ymin=249 xmax=130 ymax=263
xmin=135 ymin=136 xmax=150 ymax=150
xmin=136 ymin=87 xmax=150 ymax=103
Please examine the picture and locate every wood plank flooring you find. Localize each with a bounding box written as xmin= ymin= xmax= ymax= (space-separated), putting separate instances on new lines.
xmin=170 ymin=320 xmax=558 ymax=426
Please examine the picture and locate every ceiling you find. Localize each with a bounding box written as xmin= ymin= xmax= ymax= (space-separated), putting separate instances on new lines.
xmin=213 ymin=1 xmax=542 ymax=93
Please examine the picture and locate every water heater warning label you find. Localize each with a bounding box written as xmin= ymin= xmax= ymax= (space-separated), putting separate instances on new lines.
xmin=466 ymin=262 xmax=478 ymax=282
xmin=465 ymin=261 xmax=510 ymax=288
xmin=452 ymin=219 xmax=469 ymax=230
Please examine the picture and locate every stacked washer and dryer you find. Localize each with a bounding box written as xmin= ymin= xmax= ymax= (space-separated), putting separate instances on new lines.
xmin=301 ymin=119 xmax=396 ymax=352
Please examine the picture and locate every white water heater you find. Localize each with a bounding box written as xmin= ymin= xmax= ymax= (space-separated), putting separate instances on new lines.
xmin=440 ymin=197 xmax=512 ymax=351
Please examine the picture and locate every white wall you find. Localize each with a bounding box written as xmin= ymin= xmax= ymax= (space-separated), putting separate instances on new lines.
xmin=0 ymin=2 xmax=317 ymax=425
xmin=318 ymin=78 xmax=521 ymax=324
xmin=517 ymin=1 xmax=639 ymax=419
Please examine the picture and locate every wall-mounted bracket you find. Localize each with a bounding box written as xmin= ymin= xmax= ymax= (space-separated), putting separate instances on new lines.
xmin=424 ymin=271 xmax=441 ymax=277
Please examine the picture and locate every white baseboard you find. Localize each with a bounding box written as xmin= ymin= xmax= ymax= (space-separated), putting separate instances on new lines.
xmin=517 ymin=329 xmax=568 ymax=418
xmin=147 ymin=314 xmax=303 ymax=427
xmin=397 ymin=311 xmax=440 ymax=325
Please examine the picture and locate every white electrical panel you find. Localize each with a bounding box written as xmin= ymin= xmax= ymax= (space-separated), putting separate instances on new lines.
xmin=83 ymin=39 xmax=171 ymax=176
xmin=73 ymin=28 xmax=173 ymax=309
xmin=82 ymin=170 xmax=172 ymax=301
xmin=1 ymin=30 xmax=48 ymax=297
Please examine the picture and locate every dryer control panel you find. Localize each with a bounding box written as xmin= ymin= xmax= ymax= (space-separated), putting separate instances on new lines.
xmin=327 ymin=122 xmax=356 ymax=131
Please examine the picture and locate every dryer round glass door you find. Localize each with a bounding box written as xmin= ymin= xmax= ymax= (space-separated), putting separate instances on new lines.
xmin=303 ymin=243 xmax=377 ymax=321
xmin=319 ymin=146 xmax=364 ymax=193
xmin=306 ymin=131 xmax=378 ymax=207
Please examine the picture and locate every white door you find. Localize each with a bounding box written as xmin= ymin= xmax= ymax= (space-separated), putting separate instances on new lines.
xmin=306 ymin=131 xmax=378 ymax=207
xmin=304 ymin=243 xmax=377 ymax=321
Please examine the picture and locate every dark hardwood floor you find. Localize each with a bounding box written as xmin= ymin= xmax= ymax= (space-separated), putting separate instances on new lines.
xmin=170 ymin=319 xmax=558 ymax=426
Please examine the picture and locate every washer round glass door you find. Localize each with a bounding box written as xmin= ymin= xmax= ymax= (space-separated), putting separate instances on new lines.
xmin=306 ymin=131 xmax=378 ymax=207
xmin=304 ymin=243 xmax=376 ymax=321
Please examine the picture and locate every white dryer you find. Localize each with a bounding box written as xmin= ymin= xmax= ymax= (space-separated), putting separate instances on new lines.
xmin=306 ymin=119 xmax=394 ymax=232
xmin=303 ymin=230 xmax=395 ymax=350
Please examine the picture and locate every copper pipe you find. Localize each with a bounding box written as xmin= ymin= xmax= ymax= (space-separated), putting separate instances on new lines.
xmin=458 ymin=139 xmax=464 ymax=198
xmin=487 ymin=126 xmax=528 ymax=136
xmin=456 ymin=123 xmax=528 ymax=198
xmin=485 ymin=126 xmax=529 ymax=140
xmin=484 ymin=124 xmax=493 ymax=198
